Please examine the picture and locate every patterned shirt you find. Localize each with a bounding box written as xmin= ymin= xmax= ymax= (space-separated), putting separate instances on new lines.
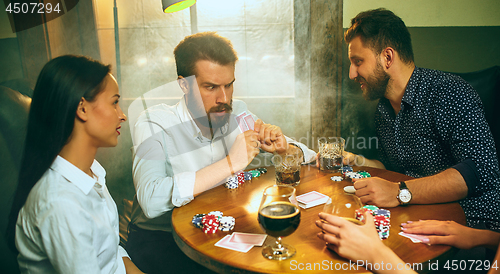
xmin=375 ymin=67 xmax=500 ymax=229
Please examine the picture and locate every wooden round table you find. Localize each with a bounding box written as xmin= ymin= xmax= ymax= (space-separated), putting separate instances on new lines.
xmin=172 ymin=165 xmax=466 ymax=273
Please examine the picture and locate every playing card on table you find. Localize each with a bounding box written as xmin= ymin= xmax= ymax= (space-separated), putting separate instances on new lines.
xmin=215 ymin=235 xmax=254 ymax=252
xmin=296 ymin=191 xmax=329 ymax=209
xmin=229 ymin=232 xmax=267 ymax=246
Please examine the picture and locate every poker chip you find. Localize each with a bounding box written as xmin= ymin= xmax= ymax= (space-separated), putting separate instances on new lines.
xmin=358 ymin=171 xmax=371 ymax=178
xmin=202 ymin=214 xmax=219 ymax=225
xmin=341 ymin=166 xmax=353 ymax=174
xmin=208 ymin=211 xmax=223 ymax=219
xmin=355 ymin=208 xmax=367 ymax=223
xmin=225 ymin=176 xmax=239 ymax=189
xmin=363 ymin=205 xmax=379 ymax=212
xmin=243 ymin=172 xmax=253 ymax=181
xmin=343 ymin=186 xmax=356 ymax=194
xmin=236 ymin=171 xmax=245 ymax=184
xmin=256 ymin=168 xmax=267 ymax=174
xmin=374 ymin=215 xmax=391 ymax=240
xmin=351 ymin=173 xmax=364 ymax=179
xmin=330 ymin=176 xmax=343 ymax=182
xmin=218 ymin=216 xmax=235 ymax=231
xmin=374 ymin=209 xmax=391 ymax=218
xmin=203 ymin=225 xmax=219 ymax=234
xmin=249 ymin=170 xmax=261 ymax=178
xmin=193 ymin=211 xmax=236 ymax=234
xmin=191 ymin=214 xmax=205 ymax=228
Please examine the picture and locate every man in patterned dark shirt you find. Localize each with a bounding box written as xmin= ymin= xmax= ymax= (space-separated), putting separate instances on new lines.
xmin=343 ymin=8 xmax=500 ymax=230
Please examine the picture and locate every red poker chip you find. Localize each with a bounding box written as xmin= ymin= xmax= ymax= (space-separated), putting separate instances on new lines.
xmin=202 ymin=215 xmax=219 ymax=226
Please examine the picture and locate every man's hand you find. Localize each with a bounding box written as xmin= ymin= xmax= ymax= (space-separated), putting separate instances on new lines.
xmin=254 ymin=119 xmax=288 ymax=154
xmin=343 ymin=151 xmax=364 ymax=166
xmin=353 ymin=177 xmax=400 ymax=207
xmin=228 ymin=131 xmax=260 ymax=171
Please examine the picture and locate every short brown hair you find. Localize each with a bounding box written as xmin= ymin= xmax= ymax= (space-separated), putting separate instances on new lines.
xmin=345 ymin=8 xmax=414 ymax=64
xmin=174 ymin=32 xmax=238 ymax=77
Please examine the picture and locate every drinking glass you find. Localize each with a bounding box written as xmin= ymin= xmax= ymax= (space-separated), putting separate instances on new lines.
xmin=272 ymin=145 xmax=303 ymax=186
xmin=318 ymin=137 xmax=345 ymax=172
xmin=258 ymin=185 xmax=301 ymax=260
xmin=322 ymin=193 xmax=363 ymax=225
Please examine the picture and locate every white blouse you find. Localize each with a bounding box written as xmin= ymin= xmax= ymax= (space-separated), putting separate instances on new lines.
xmin=16 ymin=156 xmax=128 ymax=274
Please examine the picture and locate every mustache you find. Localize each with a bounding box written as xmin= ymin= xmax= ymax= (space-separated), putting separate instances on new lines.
xmin=208 ymin=103 xmax=232 ymax=113
xmin=354 ymin=76 xmax=365 ymax=84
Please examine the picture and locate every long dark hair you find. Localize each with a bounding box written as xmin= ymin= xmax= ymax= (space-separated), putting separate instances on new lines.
xmin=6 ymin=55 xmax=111 ymax=252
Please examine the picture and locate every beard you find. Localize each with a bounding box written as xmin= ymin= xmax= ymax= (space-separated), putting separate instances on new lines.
xmin=207 ymin=101 xmax=233 ymax=129
xmin=356 ymin=61 xmax=390 ymax=101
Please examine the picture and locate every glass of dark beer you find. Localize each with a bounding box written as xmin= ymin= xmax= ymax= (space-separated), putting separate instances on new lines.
xmin=258 ymin=185 xmax=301 ymax=260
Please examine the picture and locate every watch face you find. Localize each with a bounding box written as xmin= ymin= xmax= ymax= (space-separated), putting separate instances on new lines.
xmin=399 ymin=189 xmax=411 ymax=203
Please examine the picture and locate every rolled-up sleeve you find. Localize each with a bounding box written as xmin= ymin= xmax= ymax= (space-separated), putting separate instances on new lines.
xmin=132 ymin=113 xmax=196 ymax=219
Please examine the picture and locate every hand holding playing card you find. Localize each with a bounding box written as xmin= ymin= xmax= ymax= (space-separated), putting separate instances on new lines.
xmin=254 ymin=119 xmax=288 ymax=154
xmin=401 ymin=220 xmax=480 ymax=249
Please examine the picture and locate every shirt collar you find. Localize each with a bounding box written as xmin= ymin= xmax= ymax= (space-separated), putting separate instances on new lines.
xmin=176 ymin=95 xmax=229 ymax=141
xmin=51 ymin=155 xmax=106 ymax=195
xmin=401 ymin=66 xmax=421 ymax=108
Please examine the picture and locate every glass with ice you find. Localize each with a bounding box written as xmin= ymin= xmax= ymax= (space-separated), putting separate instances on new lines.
xmin=272 ymin=146 xmax=303 ymax=186
xmin=318 ymin=137 xmax=345 ymax=172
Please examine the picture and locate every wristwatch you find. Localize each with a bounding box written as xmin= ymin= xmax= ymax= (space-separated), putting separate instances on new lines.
xmin=397 ymin=181 xmax=412 ymax=205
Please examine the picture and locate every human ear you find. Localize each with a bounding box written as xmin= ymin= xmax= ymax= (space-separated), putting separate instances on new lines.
xmin=381 ymin=47 xmax=395 ymax=69
xmin=76 ymin=98 xmax=89 ymax=122
xmin=177 ymin=76 xmax=189 ymax=95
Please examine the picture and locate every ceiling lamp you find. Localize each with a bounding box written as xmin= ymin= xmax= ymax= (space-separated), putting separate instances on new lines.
xmin=162 ymin=0 xmax=196 ymax=13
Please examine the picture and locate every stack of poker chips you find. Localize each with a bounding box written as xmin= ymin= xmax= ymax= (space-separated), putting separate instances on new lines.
xmin=225 ymin=175 xmax=239 ymax=189
xmin=225 ymin=168 xmax=268 ymax=189
xmin=219 ymin=216 xmax=236 ymax=231
xmin=202 ymin=215 xmax=219 ymax=234
xmin=343 ymin=171 xmax=371 ymax=181
xmin=192 ymin=211 xmax=236 ymax=234
xmin=357 ymin=170 xmax=371 ymax=178
xmin=355 ymin=205 xmax=391 ymax=240
xmin=341 ymin=166 xmax=354 ymax=173
xmin=374 ymin=215 xmax=391 ymax=240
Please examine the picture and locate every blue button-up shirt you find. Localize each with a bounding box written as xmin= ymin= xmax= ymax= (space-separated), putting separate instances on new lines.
xmin=375 ymin=67 xmax=500 ymax=229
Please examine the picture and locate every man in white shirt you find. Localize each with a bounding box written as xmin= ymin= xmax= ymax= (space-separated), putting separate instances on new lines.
xmin=125 ymin=32 xmax=316 ymax=273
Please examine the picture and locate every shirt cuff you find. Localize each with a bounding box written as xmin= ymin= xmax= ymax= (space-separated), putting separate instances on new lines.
xmin=452 ymin=158 xmax=480 ymax=197
xmin=287 ymin=140 xmax=316 ymax=164
xmin=118 ymin=245 xmax=130 ymax=259
xmin=172 ymin=172 xmax=195 ymax=207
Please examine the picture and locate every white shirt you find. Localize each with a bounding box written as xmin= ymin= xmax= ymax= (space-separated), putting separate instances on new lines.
xmin=130 ymin=97 xmax=316 ymax=231
xmin=16 ymin=156 xmax=129 ymax=274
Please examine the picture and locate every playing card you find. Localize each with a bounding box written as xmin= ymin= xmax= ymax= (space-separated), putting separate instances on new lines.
xmin=215 ymin=235 xmax=254 ymax=252
xmin=398 ymin=232 xmax=428 ymax=243
xmin=296 ymin=191 xmax=329 ymax=209
xmin=243 ymin=114 xmax=255 ymax=131
xmin=235 ymin=112 xmax=249 ymax=133
xmin=296 ymin=191 xmax=329 ymax=204
xmin=229 ymin=232 xmax=267 ymax=246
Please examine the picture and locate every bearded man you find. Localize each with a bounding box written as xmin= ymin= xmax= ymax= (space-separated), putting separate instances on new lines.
xmin=339 ymin=8 xmax=500 ymax=232
xmin=125 ymin=32 xmax=315 ymax=273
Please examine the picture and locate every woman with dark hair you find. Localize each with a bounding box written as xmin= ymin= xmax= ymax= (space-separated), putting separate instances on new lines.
xmin=6 ymin=55 xmax=143 ymax=273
